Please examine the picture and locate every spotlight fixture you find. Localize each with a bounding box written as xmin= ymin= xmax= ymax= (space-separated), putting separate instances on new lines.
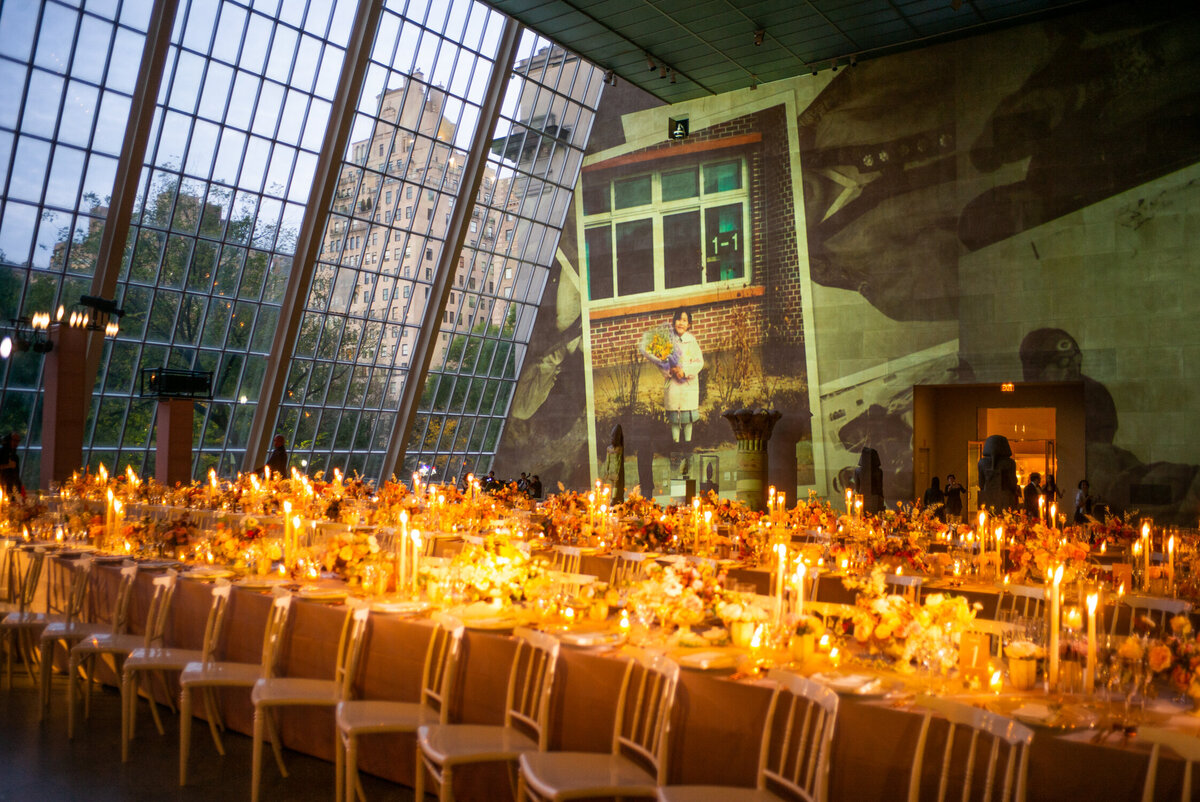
xmin=645 ymin=53 xmax=656 ymax=71
xmin=659 ymin=64 xmax=667 ymax=79
xmin=810 ymin=64 xmax=818 ymax=76
xmin=670 ymin=70 xmax=676 ymax=84
xmin=750 ymin=77 xmax=758 ymax=90
xmin=850 ymin=54 xmax=858 ymax=67
xmin=754 ymin=28 xmax=765 ymax=46
xmin=831 ymin=58 xmax=838 ymax=72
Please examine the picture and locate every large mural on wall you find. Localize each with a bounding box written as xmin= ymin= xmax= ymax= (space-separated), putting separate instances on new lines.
xmin=497 ymin=1 xmax=1200 ymax=522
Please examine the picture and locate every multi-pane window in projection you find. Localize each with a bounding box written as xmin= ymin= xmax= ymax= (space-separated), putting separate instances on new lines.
xmin=93 ymin=0 xmax=356 ymax=477
xmin=404 ymin=34 xmax=603 ymax=481
xmin=278 ymin=0 xmax=507 ymax=480
xmin=0 ymin=0 xmax=152 ymax=480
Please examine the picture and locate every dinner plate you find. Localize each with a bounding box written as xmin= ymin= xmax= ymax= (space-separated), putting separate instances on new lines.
xmin=182 ymin=567 xmax=236 ymax=581
xmin=370 ymin=598 xmax=432 ymax=615
xmin=676 ymin=649 xmax=739 ymax=671
xmin=137 ymin=560 xmax=181 ymax=570
xmin=297 ymin=586 xmax=349 ymax=603
xmin=810 ymin=672 xmax=889 ymax=697
xmin=998 ymin=701 xmax=1099 ymax=731
xmin=91 ymin=554 xmax=128 ymax=564
xmin=235 ymin=576 xmax=291 ymax=591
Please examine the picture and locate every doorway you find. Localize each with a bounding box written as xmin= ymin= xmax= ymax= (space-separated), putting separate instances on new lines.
xmin=912 ymin=383 xmax=1085 ymax=516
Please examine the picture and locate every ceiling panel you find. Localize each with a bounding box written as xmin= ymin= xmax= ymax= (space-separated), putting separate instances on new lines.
xmin=488 ymin=0 xmax=1103 ymax=102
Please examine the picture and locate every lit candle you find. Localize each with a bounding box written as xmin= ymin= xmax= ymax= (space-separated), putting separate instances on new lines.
xmin=1168 ymin=534 xmax=1175 ymax=593
xmin=1085 ymin=592 xmax=1098 ymax=695
xmin=1038 ymin=495 xmax=1045 ymax=524
xmin=1049 ymin=503 xmax=1057 ymax=529
xmin=1142 ymin=522 xmax=1151 ymax=581
xmin=1049 ymin=564 xmax=1064 ymax=690
xmin=845 ymin=488 xmax=853 ymax=514
xmin=793 ymin=563 xmax=807 ymax=618
xmin=411 ymin=530 xmax=422 ymax=593
xmin=283 ymin=500 xmax=293 ymax=568
xmin=774 ymin=543 xmax=787 ymax=624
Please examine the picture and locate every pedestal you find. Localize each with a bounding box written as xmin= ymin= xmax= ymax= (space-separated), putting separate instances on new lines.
xmin=155 ymin=398 xmax=195 ymax=486
xmin=722 ymin=409 xmax=782 ymax=512
xmin=40 ymin=324 xmax=87 ymax=489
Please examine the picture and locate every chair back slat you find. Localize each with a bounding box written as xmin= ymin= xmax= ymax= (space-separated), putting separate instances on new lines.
xmin=65 ymin=555 xmax=94 ymax=623
xmin=199 ymin=580 xmax=234 ymax=661
xmin=17 ymin=548 xmax=46 ymax=612
xmin=257 ymin=590 xmax=293 ymax=675
xmin=143 ymin=570 xmax=179 ymax=648
xmin=760 ymin=672 xmax=839 ymax=802
xmin=505 ymin=628 xmax=560 ymax=748
xmin=423 ymin=613 xmax=466 ymax=723
xmin=613 ymin=650 xmax=680 ymax=784
xmin=552 ymin=545 xmax=582 ymax=575
xmin=1138 ymin=726 xmax=1200 ymax=802
xmin=111 ymin=563 xmax=139 ymax=634
xmin=610 ymin=551 xmax=650 ymax=587
xmin=334 ymin=602 xmax=372 ymax=700
xmin=908 ymin=695 xmax=1033 ymax=802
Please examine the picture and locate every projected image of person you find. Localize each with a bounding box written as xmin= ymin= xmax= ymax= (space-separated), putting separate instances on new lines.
xmin=641 ymin=308 xmax=705 ymax=446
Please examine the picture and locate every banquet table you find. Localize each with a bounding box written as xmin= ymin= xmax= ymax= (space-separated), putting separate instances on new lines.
xmin=56 ymin=561 xmax=1197 ymax=802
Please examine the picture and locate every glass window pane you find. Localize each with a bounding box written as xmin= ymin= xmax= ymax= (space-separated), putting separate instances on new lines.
xmin=703 ymin=160 xmax=741 ymax=193
xmin=613 ymin=174 xmax=650 ymax=209
xmin=663 ymin=210 xmax=701 ymax=289
xmin=662 ymin=166 xmax=698 ymax=202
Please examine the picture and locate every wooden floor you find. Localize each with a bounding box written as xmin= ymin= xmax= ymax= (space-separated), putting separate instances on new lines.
xmin=0 ymin=663 xmax=416 ymax=801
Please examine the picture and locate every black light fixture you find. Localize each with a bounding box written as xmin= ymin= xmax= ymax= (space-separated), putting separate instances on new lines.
xmin=645 ymin=53 xmax=656 ymax=71
xmin=810 ymin=63 xmax=818 ymax=76
xmin=76 ymin=294 xmax=125 ymax=336
xmin=831 ymin=58 xmax=838 ymax=72
xmin=0 ymin=313 xmax=54 ymax=358
xmin=669 ymin=70 xmax=677 ymax=84
xmin=754 ymin=28 xmax=765 ymax=46
xmin=850 ymin=54 xmax=858 ymax=67
xmin=659 ymin=64 xmax=667 ymax=79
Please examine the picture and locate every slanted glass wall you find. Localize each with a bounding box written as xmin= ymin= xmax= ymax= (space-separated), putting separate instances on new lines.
xmin=0 ymin=0 xmax=154 ymax=478
xmin=404 ymin=35 xmax=602 ymax=481
xmin=0 ymin=0 xmax=602 ymax=486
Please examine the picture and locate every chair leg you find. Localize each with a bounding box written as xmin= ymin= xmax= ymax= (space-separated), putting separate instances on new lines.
xmin=38 ymin=638 xmax=53 ymax=718
xmin=264 ymin=706 xmax=288 ymax=778
xmin=121 ymin=670 xmax=133 ymax=762
xmin=516 ymin=770 xmax=529 ymax=802
xmin=202 ymin=686 xmax=225 ymax=755
xmin=180 ymin=685 xmax=192 ymax=786
xmin=341 ymin=730 xmax=357 ymax=802
xmin=439 ymin=765 xmax=455 ymax=802
xmin=252 ymin=707 xmax=265 ymax=802
xmin=414 ymin=749 xmax=426 ymax=802
xmin=147 ymin=671 xmax=167 ymax=736
xmin=335 ymin=727 xmax=346 ymax=802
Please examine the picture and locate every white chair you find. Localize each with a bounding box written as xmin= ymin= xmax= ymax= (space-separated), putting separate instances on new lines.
xmin=610 ymin=550 xmax=652 ymax=587
xmin=807 ymin=601 xmax=861 ymax=628
xmin=3 ymin=553 xmax=91 ymax=699
xmin=516 ymin=650 xmax=681 ymax=801
xmin=996 ymin=583 xmax=1044 ymax=620
xmin=336 ymin=613 xmax=465 ymax=802
xmin=885 ymin=573 xmax=924 ymax=603
xmin=178 ymin=589 xmax=294 ymax=785
xmin=658 ymin=670 xmax=839 ymax=802
xmin=250 ymin=602 xmax=372 ymax=802
xmin=1137 ymin=726 xmax=1200 ymax=802
xmin=550 ymin=545 xmax=583 ymax=575
xmin=964 ymin=619 xmax=1019 ymax=661
xmin=122 ymin=579 xmax=234 ymax=761
xmin=36 ymin=555 xmax=104 ymax=714
xmin=907 ymin=694 xmax=1033 ymax=802
xmin=417 ymin=628 xmax=561 ymax=802
xmin=1123 ymin=595 xmax=1191 ymax=635
xmin=0 ymin=547 xmax=46 ymax=687
xmin=68 ymin=566 xmax=169 ymax=738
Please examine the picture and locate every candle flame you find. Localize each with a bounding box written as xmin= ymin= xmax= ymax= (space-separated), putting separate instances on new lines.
xmin=1086 ymin=593 xmax=1098 ymax=613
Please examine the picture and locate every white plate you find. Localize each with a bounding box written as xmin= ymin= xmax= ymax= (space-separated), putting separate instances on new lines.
xmin=554 ymin=629 xmax=626 ymax=648
xmin=370 ymin=599 xmax=432 ymax=615
xmin=235 ymin=576 xmax=291 ymax=590
xmin=677 ymin=649 xmax=739 ymax=671
xmin=811 ymin=672 xmax=887 ymax=696
xmin=297 ymin=586 xmax=349 ymax=603
xmin=182 ymin=568 xmax=236 ymax=581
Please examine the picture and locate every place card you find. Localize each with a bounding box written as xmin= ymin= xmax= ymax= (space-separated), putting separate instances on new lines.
xmin=958 ymin=631 xmax=991 ymax=683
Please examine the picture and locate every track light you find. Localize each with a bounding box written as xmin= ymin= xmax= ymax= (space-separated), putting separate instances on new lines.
xmin=850 ymin=54 xmax=858 ymax=67
xmin=810 ymin=64 xmax=818 ymax=76
xmin=831 ymin=58 xmax=838 ymax=72
xmin=670 ymin=70 xmax=676 ymax=84
xmin=754 ymin=28 xmax=765 ymax=46
xmin=750 ymin=77 xmax=758 ymax=90
xmin=660 ymin=64 xmax=667 ymax=78
xmin=645 ymin=53 xmax=656 ymax=71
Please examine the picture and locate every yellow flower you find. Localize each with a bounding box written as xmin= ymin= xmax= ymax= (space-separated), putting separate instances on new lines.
xmin=1171 ymin=615 xmax=1193 ymax=635
xmin=339 ymin=545 xmax=354 ymax=562
xmin=1117 ymin=637 xmax=1144 ymax=661
xmin=1148 ymin=644 xmax=1173 ymax=673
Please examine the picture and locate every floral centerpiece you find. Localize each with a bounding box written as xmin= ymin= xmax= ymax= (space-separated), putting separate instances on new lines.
xmin=627 ymin=561 xmax=725 ymax=630
xmin=442 ymin=534 xmax=547 ymax=605
xmin=311 ymin=529 xmax=382 ymax=586
xmin=1006 ymin=526 xmax=1092 ymax=582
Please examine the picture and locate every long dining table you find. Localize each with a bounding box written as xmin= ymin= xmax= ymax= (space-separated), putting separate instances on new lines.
xmin=53 ymin=559 xmax=1195 ymax=802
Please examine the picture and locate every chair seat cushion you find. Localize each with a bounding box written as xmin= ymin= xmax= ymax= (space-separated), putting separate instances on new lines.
xmin=418 ymin=723 xmax=538 ymax=766
xmin=180 ymin=660 xmax=261 ymax=687
xmin=71 ymin=632 xmax=144 ymax=656
xmin=519 ymin=752 xmax=656 ymax=799
xmin=251 ymin=677 xmax=338 ymax=706
xmin=40 ymin=621 xmax=106 ymax=641
xmin=2 ymin=611 xmax=61 ymax=628
xmin=337 ymin=699 xmax=435 ymax=735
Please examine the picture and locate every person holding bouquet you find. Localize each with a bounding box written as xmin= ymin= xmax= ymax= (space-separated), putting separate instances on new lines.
xmin=641 ymin=308 xmax=704 ymax=445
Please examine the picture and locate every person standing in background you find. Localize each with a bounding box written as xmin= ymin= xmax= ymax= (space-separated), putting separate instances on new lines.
xmin=943 ymin=474 xmax=965 ymax=523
